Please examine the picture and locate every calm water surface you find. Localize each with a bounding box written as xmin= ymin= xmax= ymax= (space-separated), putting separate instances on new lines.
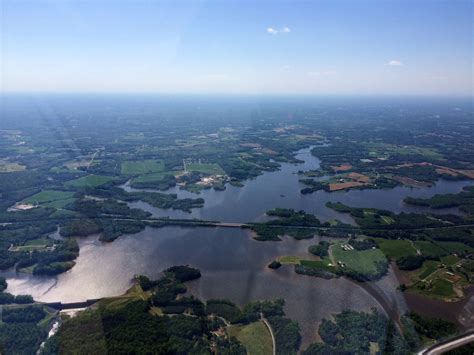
xmin=125 ymin=147 xmax=474 ymax=223
xmin=2 ymin=226 xmax=406 ymax=347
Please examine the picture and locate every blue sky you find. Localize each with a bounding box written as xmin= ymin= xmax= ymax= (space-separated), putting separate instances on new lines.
xmin=1 ymin=0 xmax=472 ymax=95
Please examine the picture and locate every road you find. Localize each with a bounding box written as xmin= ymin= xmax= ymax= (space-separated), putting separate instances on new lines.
xmin=5 ymin=213 xmax=474 ymax=233
xmin=260 ymin=313 xmax=276 ymax=355
xmin=420 ymin=330 xmax=474 ymax=354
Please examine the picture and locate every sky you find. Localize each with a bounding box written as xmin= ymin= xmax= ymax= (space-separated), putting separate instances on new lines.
xmin=1 ymin=0 xmax=472 ymax=96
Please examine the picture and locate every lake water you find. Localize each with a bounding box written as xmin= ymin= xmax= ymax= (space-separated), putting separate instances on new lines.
xmin=2 ymin=147 xmax=474 ymax=347
xmin=124 ymin=147 xmax=474 ymax=223
xmin=2 ymin=226 xmax=406 ymax=347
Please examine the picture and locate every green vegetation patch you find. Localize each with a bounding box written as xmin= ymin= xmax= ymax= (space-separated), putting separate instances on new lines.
xmin=42 ymin=198 xmax=76 ymax=209
xmin=121 ymin=159 xmax=165 ymax=175
xmin=440 ymin=255 xmax=459 ymax=266
xmin=437 ymin=241 xmax=474 ymax=254
xmin=413 ymin=241 xmax=447 ymax=258
xmin=65 ymin=175 xmax=117 ymax=188
xmin=405 ymin=258 xmax=468 ymax=301
xmin=0 ymin=161 xmax=27 ymax=173
xmin=187 ymin=162 xmax=225 ymax=175
xmin=300 ymin=259 xmax=334 ymax=272
xmin=227 ymin=321 xmax=273 ymax=355
xmin=429 ymin=279 xmax=454 ymax=297
xmin=375 ymin=239 xmax=417 ymax=260
xmin=21 ymin=190 xmax=76 ymax=209
xmin=133 ymin=170 xmax=180 ymax=183
xmin=302 ymin=309 xmax=409 ymax=354
xmin=417 ymin=260 xmax=439 ymax=280
xmin=277 ymin=255 xmax=302 ymax=265
xmin=332 ymin=242 xmax=388 ymax=279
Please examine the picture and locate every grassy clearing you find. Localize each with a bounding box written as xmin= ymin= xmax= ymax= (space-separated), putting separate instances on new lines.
xmin=22 ymin=190 xmax=76 ymax=209
xmin=429 ymin=279 xmax=454 ymax=297
xmin=418 ymin=260 xmax=439 ymax=280
xmin=99 ymin=284 xmax=149 ymax=311
xmin=413 ymin=241 xmax=447 ymax=258
xmin=437 ymin=241 xmax=474 ymax=254
xmin=65 ymin=175 xmax=117 ymax=188
xmin=277 ymin=255 xmax=302 ymax=265
xmin=23 ymin=190 xmax=75 ymax=203
xmin=380 ymin=215 xmax=395 ymax=224
xmin=133 ymin=170 xmax=180 ymax=183
xmin=300 ymin=259 xmax=335 ymax=272
xmin=43 ymin=198 xmax=76 ymax=209
xmin=440 ymin=255 xmax=460 ymax=266
xmin=0 ymin=161 xmax=26 ymax=173
xmin=375 ymin=239 xmax=417 ymax=260
xmin=12 ymin=238 xmax=52 ymax=252
xmin=121 ymin=160 xmax=165 ymax=175
xmin=187 ymin=163 xmax=225 ymax=175
xmin=227 ymin=321 xmax=273 ymax=355
xmin=363 ymin=143 xmax=443 ymax=160
xmin=332 ymin=242 xmax=387 ymax=275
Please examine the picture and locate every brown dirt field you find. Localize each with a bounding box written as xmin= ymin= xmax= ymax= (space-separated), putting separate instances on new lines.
xmin=347 ymin=172 xmax=370 ymax=183
xmin=395 ymin=162 xmax=432 ymax=169
xmin=329 ymin=181 xmax=366 ymax=191
xmin=444 ymin=273 xmax=462 ymax=283
xmin=262 ymin=148 xmax=278 ymax=155
xmin=331 ymin=163 xmax=352 ymax=172
xmin=457 ymin=170 xmax=474 ymax=179
xmin=436 ymin=168 xmax=459 ymax=176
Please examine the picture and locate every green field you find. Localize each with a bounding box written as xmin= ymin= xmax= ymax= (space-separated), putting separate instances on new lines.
xmin=22 ymin=190 xmax=75 ymax=207
xmin=99 ymin=284 xmax=149 ymax=311
xmin=418 ymin=260 xmax=439 ymax=279
xmin=0 ymin=161 xmax=26 ymax=173
xmin=380 ymin=215 xmax=395 ymax=224
xmin=187 ymin=163 xmax=225 ymax=175
xmin=277 ymin=255 xmax=302 ymax=265
xmin=436 ymin=241 xmax=474 ymax=254
xmin=429 ymin=279 xmax=454 ymax=298
xmin=413 ymin=241 xmax=447 ymax=258
xmin=332 ymin=242 xmax=387 ymax=275
xmin=121 ymin=159 xmax=165 ymax=175
xmin=133 ymin=170 xmax=180 ymax=183
xmin=375 ymin=239 xmax=417 ymax=259
xmin=11 ymin=238 xmax=52 ymax=252
xmin=440 ymin=255 xmax=460 ymax=266
xmin=42 ymin=198 xmax=76 ymax=209
xmin=227 ymin=321 xmax=273 ymax=355
xmin=65 ymin=175 xmax=117 ymax=187
xmin=300 ymin=258 xmax=335 ymax=272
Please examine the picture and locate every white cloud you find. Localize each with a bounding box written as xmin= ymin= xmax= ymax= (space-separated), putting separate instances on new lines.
xmin=266 ymin=26 xmax=291 ymax=35
xmin=386 ymin=60 xmax=403 ymax=66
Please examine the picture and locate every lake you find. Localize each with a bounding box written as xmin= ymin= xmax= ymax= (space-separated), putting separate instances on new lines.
xmin=124 ymin=147 xmax=474 ymax=223
xmin=2 ymin=226 xmax=406 ymax=347
xmin=2 ymin=147 xmax=474 ymax=347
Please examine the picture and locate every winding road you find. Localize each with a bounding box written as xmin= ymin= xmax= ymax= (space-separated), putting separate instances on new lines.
xmin=420 ymin=330 xmax=474 ymax=354
xmin=260 ymin=313 xmax=276 ymax=355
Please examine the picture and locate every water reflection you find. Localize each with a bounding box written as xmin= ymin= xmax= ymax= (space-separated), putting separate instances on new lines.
xmin=2 ymin=226 xmax=404 ymax=347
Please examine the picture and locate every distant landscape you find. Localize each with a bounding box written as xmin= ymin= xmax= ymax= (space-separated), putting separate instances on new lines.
xmin=0 ymin=95 xmax=473 ymax=353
